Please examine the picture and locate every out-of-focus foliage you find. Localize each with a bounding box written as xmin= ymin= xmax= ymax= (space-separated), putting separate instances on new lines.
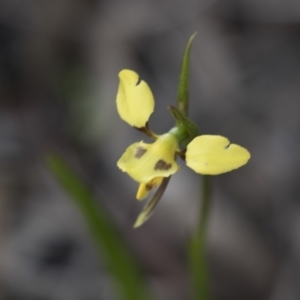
xmin=48 ymin=153 xmax=150 ymax=300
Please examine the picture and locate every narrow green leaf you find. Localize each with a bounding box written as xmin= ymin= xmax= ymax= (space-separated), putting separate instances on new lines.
xmin=177 ymin=32 xmax=197 ymax=116
xmin=47 ymin=153 xmax=150 ymax=300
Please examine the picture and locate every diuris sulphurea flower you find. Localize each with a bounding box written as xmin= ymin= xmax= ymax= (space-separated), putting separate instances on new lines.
xmin=116 ymin=69 xmax=250 ymax=228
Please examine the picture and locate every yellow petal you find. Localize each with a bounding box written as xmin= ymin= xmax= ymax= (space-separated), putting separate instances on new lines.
xmin=117 ymin=133 xmax=179 ymax=182
xmin=186 ymin=135 xmax=250 ymax=175
xmin=136 ymin=177 xmax=163 ymax=200
xmin=116 ymin=69 xmax=155 ymax=128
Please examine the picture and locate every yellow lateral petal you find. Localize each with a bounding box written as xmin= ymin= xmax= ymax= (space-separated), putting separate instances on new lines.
xmin=136 ymin=177 xmax=163 ymax=200
xmin=186 ymin=135 xmax=250 ymax=175
xmin=116 ymin=69 xmax=155 ymax=128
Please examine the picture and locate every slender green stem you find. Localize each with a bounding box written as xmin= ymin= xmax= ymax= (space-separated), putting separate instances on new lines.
xmin=199 ymin=175 xmax=211 ymax=242
xmin=190 ymin=175 xmax=212 ymax=300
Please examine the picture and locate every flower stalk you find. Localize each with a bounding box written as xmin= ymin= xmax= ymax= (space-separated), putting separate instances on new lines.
xmin=189 ymin=175 xmax=212 ymax=300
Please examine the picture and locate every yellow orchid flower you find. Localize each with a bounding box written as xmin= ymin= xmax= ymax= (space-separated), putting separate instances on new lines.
xmin=116 ymin=69 xmax=250 ymax=227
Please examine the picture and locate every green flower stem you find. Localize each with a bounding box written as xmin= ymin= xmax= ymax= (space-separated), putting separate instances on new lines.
xmin=190 ymin=175 xmax=212 ymax=300
xmin=168 ymin=106 xmax=200 ymax=147
xmin=169 ymin=126 xmax=189 ymax=144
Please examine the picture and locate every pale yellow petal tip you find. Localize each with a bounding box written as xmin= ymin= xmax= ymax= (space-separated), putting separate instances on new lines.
xmin=136 ymin=186 xmax=145 ymax=200
xmin=119 ymin=69 xmax=135 ymax=76
xmin=186 ymin=135 xmax=251 ymax=175
xmin=116 ymin=69 xmax=155 ymax=128
xmin=244 ymin=148 xmax=251 ymax=162
xmin=136 ymin=177 xmax=164 ymax=200
xmin=118 ymin=69 xmax=138 ymax=83
xmin=133 ymin=212 xmax=148 ymax=228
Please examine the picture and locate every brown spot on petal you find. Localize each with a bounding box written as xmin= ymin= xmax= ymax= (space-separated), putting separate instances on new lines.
xmin=155 ymin=160 xmax=171 ymax=171
xmin=145 ymin=183 xmax=154 ymax=191
xmin=135 ymin=147 xmax=147 ymax=158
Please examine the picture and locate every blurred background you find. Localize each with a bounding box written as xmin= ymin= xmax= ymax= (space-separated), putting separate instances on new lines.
xmin=1 ymin=0 xmax=300 ymax=299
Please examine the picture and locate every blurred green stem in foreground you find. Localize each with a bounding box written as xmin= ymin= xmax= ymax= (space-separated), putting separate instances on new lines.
xmin=177 ymin=33 xmax=212 ymax=300
xmin=48 ymin=154 xmax=150 ymax=300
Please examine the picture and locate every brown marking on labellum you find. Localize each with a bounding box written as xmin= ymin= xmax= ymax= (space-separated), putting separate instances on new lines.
xmin=155 ymin=159 xmax=171 ymax=171
xmin=145 ymin=183 xmax=154 ymax=191
xmin=135 ymin=147 xmax=147 ymax=158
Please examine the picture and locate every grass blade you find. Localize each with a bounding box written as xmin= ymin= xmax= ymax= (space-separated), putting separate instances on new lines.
xmin=47 ymin=153 xmax=150 ymax=300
